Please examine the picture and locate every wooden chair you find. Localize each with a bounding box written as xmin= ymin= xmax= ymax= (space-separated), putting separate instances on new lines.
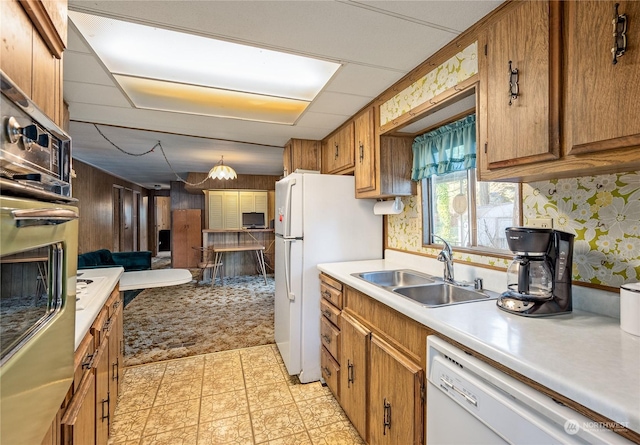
xmin=192 ymin=247 xmax=223 ymax=286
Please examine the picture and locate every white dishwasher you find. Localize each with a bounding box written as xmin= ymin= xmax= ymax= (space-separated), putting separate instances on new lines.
xmin=426 ymin=336 xmax=632 ymax=444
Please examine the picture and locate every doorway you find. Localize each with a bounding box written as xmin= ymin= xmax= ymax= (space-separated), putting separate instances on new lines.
xmin=155 ymin=196 xmax=171 ymax=256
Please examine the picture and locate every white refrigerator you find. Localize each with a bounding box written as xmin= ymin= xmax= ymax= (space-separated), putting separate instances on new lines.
xmin=275 ymin=172 xmax=382 ymax=383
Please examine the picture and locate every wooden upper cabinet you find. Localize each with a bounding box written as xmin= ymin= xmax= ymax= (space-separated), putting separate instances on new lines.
xmin=283 ymin=139 xmax=321 ymax=175
xmin=1 ymin=0 xmax=66 ymax=125
xmin=355 ymin=106 xmax=416 ymax=199
xmin=322 ymin=122 xmax=355 ymax=174
xmin=564 ymin=0 xmax=640 ymax=155
xmin=20 ymin=0 xmax=68 ymax=58
xmin=354 ymin=108 xmax=376 ymax=193
xmin=480 ymin=0 xmax=561 ymax=169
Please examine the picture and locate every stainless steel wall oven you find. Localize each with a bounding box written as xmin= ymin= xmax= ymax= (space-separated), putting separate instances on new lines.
xmin=1 ymin=70 xmax=78 ymax=445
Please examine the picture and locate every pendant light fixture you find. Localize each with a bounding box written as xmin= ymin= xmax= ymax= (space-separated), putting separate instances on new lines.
xmin=208 ymin=156 xmax=237 ymax=180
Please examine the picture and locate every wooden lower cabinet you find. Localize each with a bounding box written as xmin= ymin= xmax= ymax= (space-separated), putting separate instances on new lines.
xmin=320 ymin=347 xmax=340 ymax=399
xmin=368 ymin=335 xmax=424 ymax=445
xmin=60 ymin=372 xmax=96 ymax=445
xmin=319 ymin=282 xmax=428 ymax=445
xmin=57 ymin=287 xmax=123 ymax=445
xmin=320 ymin=273 xmax=344 ymax=403
xmin=94 ymin=339 xmax=110 ymax=445
xmin=339 ymin=313 xmax=370 ymax=440
xmin=108 ymin=299 xmax=123 ymax=423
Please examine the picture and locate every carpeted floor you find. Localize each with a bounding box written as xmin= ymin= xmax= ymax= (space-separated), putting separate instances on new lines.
xmin=123 ymin=274 xmax=275 ymax=367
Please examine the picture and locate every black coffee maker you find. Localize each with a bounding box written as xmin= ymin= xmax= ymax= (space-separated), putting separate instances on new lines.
xmin=497 ymin=227 xmax=575 ymax=317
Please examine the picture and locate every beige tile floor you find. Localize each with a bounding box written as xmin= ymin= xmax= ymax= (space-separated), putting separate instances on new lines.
xmin=109 ymin=345 xmax=365 ymax=445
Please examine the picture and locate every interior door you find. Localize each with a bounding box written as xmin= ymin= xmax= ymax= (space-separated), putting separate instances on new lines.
xmin=122 ymin=188 xmax=133 ymax=251
xmin=112 ymin=186 xmax=122 ymax=251
xmin=155 ymin=196 xmax=171 ymax=254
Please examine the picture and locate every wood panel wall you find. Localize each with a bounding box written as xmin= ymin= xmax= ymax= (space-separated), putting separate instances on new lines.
xmin=72 ymin=160 xmax=149 ymax=254
xmin=183 ymin=173 xmax=280 ymax=193
xmin=171 ymin=173 xmax=280 ymax=236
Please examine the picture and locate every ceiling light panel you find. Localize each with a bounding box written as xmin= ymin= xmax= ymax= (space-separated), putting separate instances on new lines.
xmin=69 ymin=11 xmax=341 ymax=101
xmin=114 ymin=75 xmax=309 ymax=124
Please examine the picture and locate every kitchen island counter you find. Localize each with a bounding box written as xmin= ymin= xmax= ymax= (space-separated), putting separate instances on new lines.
xmin=318 ymin=251 xmax=640 ymax=437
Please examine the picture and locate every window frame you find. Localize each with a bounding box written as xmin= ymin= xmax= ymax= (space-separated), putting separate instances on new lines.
xmin=421 ymin=168 xmax=522 ymax=257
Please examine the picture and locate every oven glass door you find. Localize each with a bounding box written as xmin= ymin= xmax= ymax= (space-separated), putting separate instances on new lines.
xmin=0 ymin=243 xmax=63 ymax=362
xmin=0 ymin=195 xmax=78 ymax=445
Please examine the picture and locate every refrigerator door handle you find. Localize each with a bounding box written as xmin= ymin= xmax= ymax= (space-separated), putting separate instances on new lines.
xmin=283 ymin=178 xmax=296 ymax=238
xmin=283 ymin=238 xmax=295 ymax=301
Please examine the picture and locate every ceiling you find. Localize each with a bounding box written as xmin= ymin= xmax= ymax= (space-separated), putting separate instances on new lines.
xmin=65 ymin=0 xmax=502 ymax=190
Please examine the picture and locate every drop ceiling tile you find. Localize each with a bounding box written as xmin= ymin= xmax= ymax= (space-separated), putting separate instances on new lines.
xmin=354 ymin=1 xmax=504 ymax=33
xmin=63 ymin=82 xmax=131 ymax=107
xmin=63 ymin=51 xmax=115 ymax=86
xmin=324 ymin=63 xmax=403 ymax=97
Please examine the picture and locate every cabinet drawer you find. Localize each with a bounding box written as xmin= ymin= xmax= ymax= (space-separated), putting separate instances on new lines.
xmin=105 ymin=288 xmax=122 ymax=316
xmin=321 ymin=316 xmax=340 ymax=361
xmin=321 ymin=298 xmax=341 ymax=329
xmin=321 ymin=282 xmax=343 ymax=309
xmin=321 ymin=346 xmax=340 ymax=400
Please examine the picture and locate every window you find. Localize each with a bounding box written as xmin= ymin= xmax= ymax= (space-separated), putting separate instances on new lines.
xmin=412 ymin=112 xmax=520 ymax=252
xmin=422 ymin=169 xmax=520 ymax=251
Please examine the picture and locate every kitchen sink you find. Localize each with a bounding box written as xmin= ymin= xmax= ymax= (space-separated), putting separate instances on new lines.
xmin=354 ymin=269 xmax=436 ymax=287
xmin=353 ymin=269 xmax=500 ymax=307
xmin=393 ymin=283 xmax=499 ymax=307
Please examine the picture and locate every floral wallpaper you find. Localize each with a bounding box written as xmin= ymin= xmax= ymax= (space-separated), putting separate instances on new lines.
xmin=386 ymin=171 xmax=640 ymax=288
xmin=380 ymin=42 xmax=478 ymax=126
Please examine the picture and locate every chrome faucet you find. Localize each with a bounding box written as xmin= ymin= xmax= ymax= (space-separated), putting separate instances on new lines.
xmin=432 ymin=234 xmax=455 ymax=284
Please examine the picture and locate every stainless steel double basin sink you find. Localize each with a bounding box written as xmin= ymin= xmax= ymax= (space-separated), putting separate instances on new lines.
xmin=353 ymin=269 xmax=499 ymax=307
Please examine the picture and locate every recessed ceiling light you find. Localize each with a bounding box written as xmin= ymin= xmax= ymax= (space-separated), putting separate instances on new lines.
xmin=69 ymin=11 xmax=341 ymax=124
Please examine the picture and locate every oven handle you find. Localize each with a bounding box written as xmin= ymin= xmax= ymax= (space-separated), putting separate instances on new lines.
xmin=11 ymin=208 xmax=79 ymax=227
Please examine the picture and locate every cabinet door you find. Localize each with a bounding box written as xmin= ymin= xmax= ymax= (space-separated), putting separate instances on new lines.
xmin=207 ymin=191 xmax=224 ymax=229
xmin=239 ymin=191 xmax=255 ymax=214
xmin=340 ymin=313 xmax=370 ymax=440
xmin=369 ymin=335 xmax=423 ymax=445
xmin=321 ymin=134 xmax=338 ymax=174
xmin=322 ymin=124 xmax=355 ymax=174
xmin=354 ymin=108 xmax=376 ymax=193
xmin=565 ymin=1 xmax=640 ymax=154
xmin=283 ymin=140 xmax=293 ymax=176
xmin=337 ymin=122 xmax=355 ymax=172
xmin=94 ymin=340 xmax=109 ymax=445
xmin=254 ymin=191 xmax=268 ymax=216
xmin=223 ymin=191 xmax=239 ymax=229
xmin=291 ymin=140 xmax=320 ymax=172
xmin=61 ymin=371 xmax=96 ymax=445
xmin=481 ymin=0 xmax=560 ymax=168
xmin=108 ymin=301 xmax=123 ymax=423
xmin=172 ymin=209 xmax=202 ymax=267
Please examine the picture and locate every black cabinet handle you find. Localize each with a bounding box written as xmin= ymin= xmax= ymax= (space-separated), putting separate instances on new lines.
xmin=611 ymin=3 xmax=628 ymax=65
xmin=508 ymin=60 xmax=519 ymax=106
xmin=383 ymin=398 xmax=392 ymax=435
xmin=347 ymin=359 xmax=354 ymax=388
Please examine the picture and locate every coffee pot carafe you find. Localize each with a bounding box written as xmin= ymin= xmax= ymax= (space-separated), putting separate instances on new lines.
xmin=506 ymin=257 xmax=553 ymax=299
xmin=497 ymin=227 xmax=575 ymax=317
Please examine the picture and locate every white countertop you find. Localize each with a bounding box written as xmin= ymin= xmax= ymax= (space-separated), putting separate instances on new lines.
xmin=119 ymin=268 xmax=192 ymax=291
xmin=74 ymin=267 xmax=123 ymax=350
xmin=317 ymin=250 xmax=640 ymax=435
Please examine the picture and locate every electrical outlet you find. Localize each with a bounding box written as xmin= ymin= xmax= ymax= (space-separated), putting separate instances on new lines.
xmin=529 ymin=218 xmax=553 ymax=229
